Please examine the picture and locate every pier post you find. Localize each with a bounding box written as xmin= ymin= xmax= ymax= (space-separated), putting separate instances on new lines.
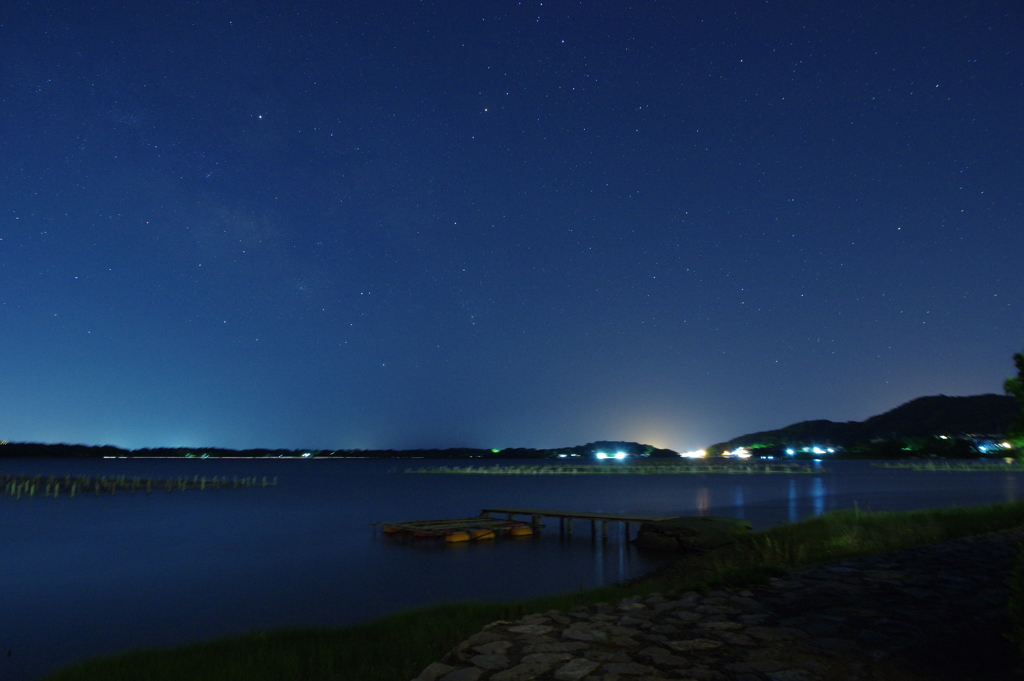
xmin=590 ymin=519 xmax=596 ymax=537
xmin=566 ymin=519 xmax=573 ymax=536
xmin=601 ymin=521 xmax=608 ymax=540
xmin=532 ymin=515 xmax=541 ymax=532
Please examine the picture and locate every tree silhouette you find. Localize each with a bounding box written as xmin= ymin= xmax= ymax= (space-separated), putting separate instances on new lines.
xmin=1006 ymin=352 xmax=1024 ymax=451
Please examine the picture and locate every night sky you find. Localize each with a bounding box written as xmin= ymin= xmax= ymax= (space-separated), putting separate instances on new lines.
xmin=1 ymin=1 xmax=1021 ymax=452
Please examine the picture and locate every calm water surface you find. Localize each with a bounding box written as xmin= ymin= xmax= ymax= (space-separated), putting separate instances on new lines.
xmin=1 ymin=457 xmax=1021 ymax=680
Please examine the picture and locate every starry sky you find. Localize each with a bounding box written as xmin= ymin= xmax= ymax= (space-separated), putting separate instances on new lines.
xmin=1 ymin=0 xmax=1021 ymax=452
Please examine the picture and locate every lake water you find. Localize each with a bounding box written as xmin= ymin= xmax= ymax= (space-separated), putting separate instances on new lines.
xmin=2 ymin=457 xmax=1022 ymax=680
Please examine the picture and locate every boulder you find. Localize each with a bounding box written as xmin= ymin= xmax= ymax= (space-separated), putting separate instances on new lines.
xmin=632 ymin=516 xmax=751 ymax=552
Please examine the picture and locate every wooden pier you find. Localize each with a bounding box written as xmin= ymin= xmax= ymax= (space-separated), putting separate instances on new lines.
xmin=480 ymin=507 xmax=679 ymax=540
xmin=1 ymin=473 xmax=277 ymax=499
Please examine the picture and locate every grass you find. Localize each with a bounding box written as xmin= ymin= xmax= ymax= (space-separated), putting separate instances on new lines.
xmin=44 ymin=500 xmax=1024 ymax=681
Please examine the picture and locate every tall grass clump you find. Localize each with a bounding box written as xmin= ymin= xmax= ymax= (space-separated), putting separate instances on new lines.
xmin=1007 ymin=543 xmax=1024 ymax=666
xmin=43 ymin=603 xmax=507 ymax=681
xmin=44 ymin=500 xmax=1024 ymax=681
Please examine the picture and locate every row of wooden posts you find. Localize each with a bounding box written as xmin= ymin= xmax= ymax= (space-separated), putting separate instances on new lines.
xmin=1 ymin=473 xmax=277 ymax=499
xmin=402 ymin=462 xmax=822 ymax=475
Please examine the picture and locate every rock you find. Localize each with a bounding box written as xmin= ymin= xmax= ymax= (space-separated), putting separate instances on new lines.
xmin=439 ymin=667 xmax=484 ymax=681
xmin=590 ymin=613 xmax=619 ymax=622
xmin=607 ymin=624 xmax=643 ymax=636
xmin=602 ymin=661 xmax=658 ymax=675
xmin=633 ymin=516 xmax=752 ymax=552
xmin=469 ymin=654 xmax=510 ymax=670
xmin=724 ymin=660 xmax=786 ymax=673
xmin=811 ymin=637 xmax=860 ymax=652
xmin=585 ymin=650 xmax=632 ymax=662
xmin=411 ymin=527 xmax=1024 ymax=681
xmin=563 ymin=626 xmax=609 ymax=641
xmin=668 ymin=611 xmax=702 ymax=623
xmin=482 ymin=620 xmax=512 ymax=630
xmin=637 ymin=645 xmax=692 ymax=667
xmin=666 ymin=638 xmax=724 ymax=651
xmin=648 ymin=624 xmax=679 ymax=634
xmin=743 ymin=627 xmax=806 ymax=641
xmin=610 ymin=635 xmax=643 ymax=647
xmin=521 ymin=652 xmax=573 ymax=665
xmin=415 ymin=661 xmax=455 ymax=681
xmin=522 ymin=641 xmax=590 ymax=654
xmin=698 ymin=620 xmax=742 ymax=630
xmin=554 ymin=657 xmax=602 ymax=681
xmin=764 ymin=670 xmax=820 ymax=681
xmin=466 ymin=631 xmax=507 ymax=646
xmin=474 ymin=640 xmax=514 ymax=655
xmin=716 ymin=632 xmax=755 ymax=646
xmin=491 ymin=661 xmax=555 ymax=681
xmin=695 ymin=606 xmax=740 ymax=616
xmin=508 ymin=624 xmax=554 ymax=635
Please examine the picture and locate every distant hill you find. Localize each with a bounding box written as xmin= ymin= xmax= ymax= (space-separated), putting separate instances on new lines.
xmin=709 ymin=394 xmax=1017 ymax=454
xmin=0 ymin=440 xmax=680 ymax=459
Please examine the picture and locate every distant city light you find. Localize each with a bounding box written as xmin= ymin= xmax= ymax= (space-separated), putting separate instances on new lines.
xmin=596 ymin=452 xmax=607 ymax=459
xmin=614 ymin=452 xmax=627 ymax=460
xmin=679 ymin=449 xmax=706 ymax=459
xmin=783 ymin=445 xmax=837 ymax=456
xmin=722 ymin=447 xmax=751 ymax=459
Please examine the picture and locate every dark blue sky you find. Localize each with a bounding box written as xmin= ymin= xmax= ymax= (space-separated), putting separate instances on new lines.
xmin=1 ymin=0 xmax=1021 ymax=451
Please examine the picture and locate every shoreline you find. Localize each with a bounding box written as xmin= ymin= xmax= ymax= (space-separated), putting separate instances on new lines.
xmin=41 ymin=501 xmax=1024 ymax=680
xmin=414 ymin=526 xmax=1024 ymax=681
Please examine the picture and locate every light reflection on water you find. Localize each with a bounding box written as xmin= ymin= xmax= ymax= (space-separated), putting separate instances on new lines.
xmin=813 ymin=477 xmax=826 ymax=517
xmin=695 ymin=487 xmax=710 ymax=515
xmin=1 ymin=457 xmax=1023 ymax=681
xmin=717 ymin=472 xmax=831 ymax=524
xmin=788 ymin=478 xmax=798 ymax=522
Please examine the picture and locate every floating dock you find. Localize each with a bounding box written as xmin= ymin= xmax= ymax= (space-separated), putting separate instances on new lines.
xmin=375 ymin=507 xmax=681 ymax=543
xmin=481 ymin=507 xmax=679 ymax=540
xmin=371 ymin=516 xmax=538 ymax=542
